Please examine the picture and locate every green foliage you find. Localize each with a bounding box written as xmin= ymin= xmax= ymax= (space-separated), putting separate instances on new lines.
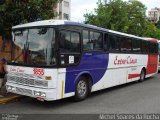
xmin=151 ymin=28 xmax=160 ymax=40
xmin=84 ymin=0 xmax=129 ymax=32
xmin=0 ymin=0 xmax=61 ymax=38
xmin=156 ymin=20 xmax=160 ymax=29
xmin=84 ymin=0 xmax=156 ymax=37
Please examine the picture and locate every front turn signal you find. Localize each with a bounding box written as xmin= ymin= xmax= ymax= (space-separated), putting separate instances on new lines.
xmin=45 ymin=76 xmax=52 ymax=80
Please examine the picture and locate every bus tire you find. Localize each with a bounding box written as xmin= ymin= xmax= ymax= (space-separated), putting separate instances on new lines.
xmin=139 ymin=68 xmax=146 ymax=82
xmin=74 ymin=76 xmax=90 ymax=101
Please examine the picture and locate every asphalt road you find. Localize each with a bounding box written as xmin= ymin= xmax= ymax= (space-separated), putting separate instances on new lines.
xmin=0 ymin=74 xmax=160 ymax=116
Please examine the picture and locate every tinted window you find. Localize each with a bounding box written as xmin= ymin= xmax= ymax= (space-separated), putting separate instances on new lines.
xmin=141 ymin=41 xmax=148 ymax=53
xmin=71 ymin=32 xmax=80 ymax=51
xmin=108 ymin=34 xmax=120 ymax=52
xmin=83 ymin=30 xmax=103 ymax=50
xmin=120 ymin=37 xmax=132 ymax=52
xmin=90 ymin=31 xmax=94 ymax=41
xmin=60 ymin=30 xmax=80 ymax=52
xmin=149 ymin=43 xmax=153 ymax=54
xmin=93 ymin=32 xmax=103 ymax=50
xmin=83 ymin=30 xmax=92 ymax=50
xmin=132 ymin=39 xmax=141 ymax=53
xmin=104 ymin=33 xmax=109 ymax=51
xmin=149 ymin=42 xmax=158 ymax=54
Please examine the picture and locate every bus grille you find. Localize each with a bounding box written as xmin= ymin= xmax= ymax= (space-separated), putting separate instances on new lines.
xmin=16 ymin=87 xmax=32 ymax=96
xmin=7 ymin=75 xmax=48 ymax=87
xmin=35 ymin=80 xmax=48 ymax=87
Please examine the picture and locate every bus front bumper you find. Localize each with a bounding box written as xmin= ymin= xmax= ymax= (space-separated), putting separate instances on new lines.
xmin=6 ymin=82 xmax=57 ymax=101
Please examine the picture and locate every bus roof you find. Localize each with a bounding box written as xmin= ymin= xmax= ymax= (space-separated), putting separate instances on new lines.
xmin=12 ymin=20 xmax=108 ymax=31
xmin=143 ymin=37 xmax=158 ymax=43
xmin=12 ymin=19 xmax=150 ymax=41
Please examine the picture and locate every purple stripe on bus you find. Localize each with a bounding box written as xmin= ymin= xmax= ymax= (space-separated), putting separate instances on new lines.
xmin=65 ymin=52 xmax=109 ymax=93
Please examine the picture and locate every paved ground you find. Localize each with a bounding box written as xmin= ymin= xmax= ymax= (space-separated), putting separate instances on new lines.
xmin=0 ymin=74 xmax=160 ymax=115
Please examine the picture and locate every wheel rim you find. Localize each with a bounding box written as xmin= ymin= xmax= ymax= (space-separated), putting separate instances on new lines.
xmin=77 ymin=80 xmax=87 ymax=97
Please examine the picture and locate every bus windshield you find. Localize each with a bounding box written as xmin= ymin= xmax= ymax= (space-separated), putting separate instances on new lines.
xmin=11 ymin=27 xmax=56 ymax=67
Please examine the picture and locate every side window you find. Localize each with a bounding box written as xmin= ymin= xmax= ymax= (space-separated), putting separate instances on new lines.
xmin=90 ymin=31 xmax=94 ymax=41
xmin=93 ymin=32 xmax=103 ymax=50
xmin=104 ymin=33 xmax=109 ymax=51
xmin=155 ymin=43 xmax=158 ymax=54
xmin=120 ymin=37 xmax=132 ymax=52
xmin=132 ymin=39 xmax=141 ymax=53
xmin=108 ymin=34 xmax=120 ymax=52
xmin=71 ymin=32 xmax=80 ymax=52
xmin=141 ymin=41 xmax=148 ymax=53
xmin=149 ymin=42 xmax=158 ymax=54
xmin=83 ymin=30 xmax=103 ymax=50
xmin=149 ymin=42 xmax=153 ymax=54
xmin=83 ymin=30 xmax=92 ymax=50
xmin=59 ymin=30 xmax=70 ymax=52
xmin=59 ymin=30 xmax=80 ymax=52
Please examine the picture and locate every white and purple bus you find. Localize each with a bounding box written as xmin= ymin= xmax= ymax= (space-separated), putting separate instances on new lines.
xmin=158 ymin=41 xmax=160 ymax=71
xmin=6 ymin=20 xmax=159 ymax=101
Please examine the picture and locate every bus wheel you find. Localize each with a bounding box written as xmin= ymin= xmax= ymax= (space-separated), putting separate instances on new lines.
xmin=139 ymin=69 xmax=145 ymax=82
xmin=74 ymin=77 xmax=90 ymax=101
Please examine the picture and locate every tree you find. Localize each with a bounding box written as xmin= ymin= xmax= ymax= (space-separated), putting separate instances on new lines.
xmin=84 ymin=0 xmax=129 ymax=32
xmin=0 ymin=0 xmax=61 ymax=39
xmin=151 ymin=28 xmax=160 ymax=40
xmin=84 ymin=0 xmax=155 ymax=37
xmin=156 ymin=20 xmax=160 ymax=29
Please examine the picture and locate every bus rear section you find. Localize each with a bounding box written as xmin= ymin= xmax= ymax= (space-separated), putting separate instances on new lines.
xmin=145 ymin=38 xmax=159 ymax=76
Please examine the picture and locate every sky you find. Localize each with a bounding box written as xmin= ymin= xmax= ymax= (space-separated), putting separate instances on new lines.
xmin=71 ymin=0 xmax=160 ymax=22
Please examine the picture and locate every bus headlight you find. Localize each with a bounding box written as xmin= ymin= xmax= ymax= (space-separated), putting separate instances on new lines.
xmin=11 ymin=87 xmax=16 ymax=91
xmin=34 ymin=91 xmax=41 ymax=96
xmin=34 ymin=91 xmax=46 ymax=97
xmin=7 ymin=86 xmax=16 ymax=91
xmin=7 ymin=86 xmax=12 ymax=90
xmin=41 ymin=92 xmax=46 ymax=97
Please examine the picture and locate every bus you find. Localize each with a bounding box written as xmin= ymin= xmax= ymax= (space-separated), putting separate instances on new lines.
xmin=158 ymin=41 xmax=160 ymax=71
xmin=6 ymin=20 xmax=159 ymax=101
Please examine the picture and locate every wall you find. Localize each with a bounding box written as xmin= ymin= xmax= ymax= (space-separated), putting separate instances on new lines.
xmin=0 ymin=36 xmax=11 ymax=61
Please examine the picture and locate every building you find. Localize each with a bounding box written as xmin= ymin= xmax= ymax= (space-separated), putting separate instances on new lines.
xmin=148 ymin=7 xmax=160 ymax=24
xmin=54 ymin=0 xmax=71 ymax=20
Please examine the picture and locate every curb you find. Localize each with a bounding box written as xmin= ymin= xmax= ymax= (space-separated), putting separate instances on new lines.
xmin=0 ymin=96 xmax=20 ymax=104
